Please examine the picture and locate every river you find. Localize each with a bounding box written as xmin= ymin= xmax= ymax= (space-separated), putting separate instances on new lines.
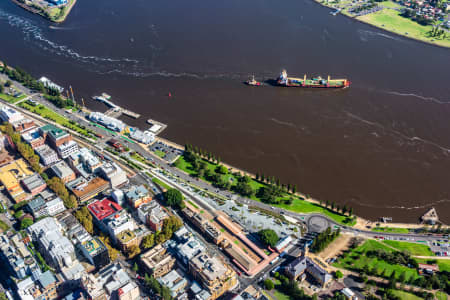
xmin=0 ymin=0 xmax=449 ymax=223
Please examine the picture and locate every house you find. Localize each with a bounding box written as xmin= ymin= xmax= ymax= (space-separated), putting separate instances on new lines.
xmin=125 ymin=185 xmax=152 ymax=208
xmin=45 ymin=197 xmax=66 ymax=216
xmin=157 ymin=269 xmax=188 ymax=298
xmin=284 ymin=255 xmax=332 ymax=287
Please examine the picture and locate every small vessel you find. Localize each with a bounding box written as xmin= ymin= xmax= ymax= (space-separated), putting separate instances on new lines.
xmin=245 ymin=75 xmax=261 ymax=86
xmin=277 ymin=70 xmax=350 ymax=88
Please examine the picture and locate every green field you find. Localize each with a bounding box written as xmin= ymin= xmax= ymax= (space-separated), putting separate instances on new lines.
xmin=436 ymin=291 xmax=448 ymax=300
xmin=391 ymin=290 xmax=423 ymax=300
xmin=0 ymin=220 xmax=9 ymax=232
xmin=0 ymin=92 xmax=26 ymax=104
xmin=174 ymin=156 xmax=353 ymax=225
xmin=151 ymin=177 xmax=171 ymax=190
xmin=383 ymin=240 xmax=434 ymax=256
xmin=273 ymin=291 xmax=290 ymax=300
xmin=18 ymin=102 xmax=93 ymax=138
xmin=372 ymin=227 xmax=410 ymax=234
xmin=357 ymin=9 xmax=450 ymax=48
xmin=154 ymin=150 xmax=166 ymax=158
xmin=379 ymin=0 xmax=402 ymax=9
xmin=334 ymin=240 xmax=421 ymax=281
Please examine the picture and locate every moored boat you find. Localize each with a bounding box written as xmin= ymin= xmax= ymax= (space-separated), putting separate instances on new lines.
xmin=277 ymin=70 xmax=350 ymax=88
xmin=245 ymin=75 xmax=261 ymax=86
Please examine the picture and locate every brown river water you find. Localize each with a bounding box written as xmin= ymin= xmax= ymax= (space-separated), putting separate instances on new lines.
xmin=0 ymin=0 xmax=449 ymax=223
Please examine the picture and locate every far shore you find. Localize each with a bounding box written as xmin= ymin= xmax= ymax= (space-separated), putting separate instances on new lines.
xmin=312 ymin=0 xmax=450 ymax=49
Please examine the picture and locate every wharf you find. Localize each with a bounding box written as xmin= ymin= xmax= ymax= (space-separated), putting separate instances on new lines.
xmin=94 ymin=95 xmax=141 ymax=119
xmin=146 ymin=118 xmax=167 ymax=135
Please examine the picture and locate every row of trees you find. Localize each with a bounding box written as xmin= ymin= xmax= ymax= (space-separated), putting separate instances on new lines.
xmin=74 ymin=206 xmax=94 ymax=234
xmin=184 ymin=144 xmax=221 ymax=164
xmin=310 ymin=227 xmax=340 ymax=252
xmin=255 ymin=172 xmax=297 ymax=194
xmin=46 ymin=176 xmax=77 ymax=209
xmin=1 ymin=62 xmax=46 ymax=93
xmin=318 ymin=199 xmax=353 ymax=217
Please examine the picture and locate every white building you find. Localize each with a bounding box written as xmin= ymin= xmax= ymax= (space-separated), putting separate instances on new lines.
xmin=111 ymin=189 xmax=125 ymax=206
xmin=57 ymin=140 xmax=79 ymax=159
xmin=176 ymin=236 xmax=205 ymax=266
xmin=0 ymin=106 xmax=24 ymax=124
xmin=46 ymin=197 xmax=66 ymax=216
xmin=89 ymin=112 xmax=125 ymax=132
xmin=130 ymin=129 xmax=155 ymax=144
xmin=35 ymin=145 xmax=59 ymax=166
xmin=157 ymin=269 xmax=188 ymax=298
xmin=98 ymin=162 xmax=128 ymax=188
xmin=38 ymin=77 xmax=64 ymax=93
xmin=27 ymin=217 xmax=75 ymax=270
xmin=103 ymin=210 xmax=136 ymax=243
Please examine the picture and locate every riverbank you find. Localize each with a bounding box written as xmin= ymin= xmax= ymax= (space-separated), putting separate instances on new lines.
xmin=10 ymin=0 xmax=77 ymax=23
xmin=314 ymin=0 xmax=450 ymax=48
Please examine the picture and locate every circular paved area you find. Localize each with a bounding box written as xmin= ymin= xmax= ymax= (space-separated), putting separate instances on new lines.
xmin=307 ymin=215 xmax=330 ymax=233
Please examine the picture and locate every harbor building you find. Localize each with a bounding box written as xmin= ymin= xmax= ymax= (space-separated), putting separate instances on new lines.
xmin=140 ymin=244 xmax=176 ymax=278
xmin=130 ymin=129 xmax=155 ymax=144
xmin=89 ymin=112 xmax=125 ymax=132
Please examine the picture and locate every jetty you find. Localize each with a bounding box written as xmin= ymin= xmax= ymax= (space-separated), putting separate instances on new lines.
xmin=94 ymin=95 xmax=141 ymax=119
xmin=146 ymin=118 xmax=167 ymax=135
xmin=421 ymin=207 xmax=439 ymax=225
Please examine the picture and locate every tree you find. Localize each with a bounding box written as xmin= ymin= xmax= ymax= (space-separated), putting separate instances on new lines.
xmin=141 ymin=234 xmax=155 ymax=249
xmin=263 ymin=279 xmax=274 ymax=290
xmin=292 ymin=184 xmax=297 ymax=193
xmin=133 ymin=262 xmax=139 ymax=272
xmin=335 ymin=270 xmax=343 ymax=279
xmin=258 ymin=229 xmax=279 ymax=248
xmin=0 ymin=292 xmax=7 ymax=300
xmin=216 ymin=165 xmax=228 ymax=174
xmin=127 ymin=244 xmax=141 ymax=259
xmin=164 ymin=188 xmax=184 ymax=209
xmin=20 ymin=217 xmax=33 ymax=229
xmin=235 ymin=180 xmax=254 ymax=197
xmin=349 ymin=207 xmax=353 ymax=216
xmin=64 ymin=194 xmax=78 ymax=209
xmin=0 ymin=84 xmax=3 ymax=94
xmin=4 ymin=80 xmax=12 ymax=87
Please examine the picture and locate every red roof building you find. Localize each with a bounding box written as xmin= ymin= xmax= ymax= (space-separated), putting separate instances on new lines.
xmin=88 ymin=198 xmax=123 ymax=222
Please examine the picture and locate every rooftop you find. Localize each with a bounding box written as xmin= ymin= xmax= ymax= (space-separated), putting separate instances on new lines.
xmin=40 ymin=124 xmax=68 ymax=140
xmin=67 ymin=176 xmax=109 ymax=200
xmin=51 ymin=160 xmax=75 ymax=178
xmin=21 ymin=173 xmax=46 ymax=191
xmin=116 ymin=229 xmax=136 ymax=243
xmin=88 ymin=198 xmax=123 ymax=221
xmin=126 ymin=185 xmax=150 ymax=201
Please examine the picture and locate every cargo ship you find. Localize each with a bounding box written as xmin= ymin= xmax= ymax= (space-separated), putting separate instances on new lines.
xmin=277 ymin=70 xmax=350 ymax=88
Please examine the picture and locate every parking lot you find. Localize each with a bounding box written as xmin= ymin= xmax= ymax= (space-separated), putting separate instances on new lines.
xmin=149 ymin=141 xmax=182 ymax=163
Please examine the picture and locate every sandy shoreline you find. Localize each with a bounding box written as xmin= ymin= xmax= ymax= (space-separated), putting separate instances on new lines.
xmin=10 ymin=0 xmax=77 ymax=23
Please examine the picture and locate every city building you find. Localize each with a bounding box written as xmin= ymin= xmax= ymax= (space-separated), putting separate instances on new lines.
xmin=116 ymin=229 xmax=140 ymax=252
xmin=129 ymin=129 xmax=155 ymax=144
xmin=175 ymin=236 xmax=205 ymax=266
xmin=0 ymin=158 xmax=34 ymax=203
xmin=22 ymin=129 xmax=45 ymax=149
xmin=39 ymin=124 xmax=72 ymax=148
xmin=140 ymin=244 xmax=176 ymax=278
xmin=21 ymin=173 xmax=47 ymax=196
xmin=27 ymin=217 xmax=76 ymax=270
xmin=189 ymin=252 xmax=238 ymax=300
xmin=67 ymin=177 xmax=109 ymax=202
xmin=137 ymin=201 xmax=168 ymax=231
xmin=13 ymin=119 xmax=35 ymax=133
xmin=341 ymin=288 xmax=357 ymax=300
xmin=157 ymin=269 xmax=188 ymax=298
xmin=88 ymin=198 xmax=123 ymax=225
xmin=0 ymin=105 xmax=23 ymax=123
xmin=103 ymin=210 xmax=136 ymax=243
xmin=51 ymin=160 xmax=76 ymax=183
xmin=58 ymin=213 xmax=110 ymax=270
xmin=98 ymin=162 xmax=128 ymax=188
xmin=81 ymin=263 xmax=140 ymax=300
xmin=0 ymin=234 xmax=37 ymax=280
xmin=89 ymin=112 xmax=125 ymax=132
xmin=35 ymin=145 xmax=59 ymax=166
xmin=16 ymin=270 xmax=60 ymax=300
xmin=274 ymin=235 xmax=293 ymax=253
xmin=27 ymin=196 xmax=48 ymax=218
xmin=57 ymin=140 xmax=79 ymax=159
xmin=284 ymin=255 xmax=332 ymax=287
xmin=78 ymin=148 xmax=102 ymax=173
xmin=111 ymin=189 xmax=125 ymax=206
xmin=126 ymin=185 xmax=152 ymax=208
xmin=45 ymin=197 xmax=65 ymax=216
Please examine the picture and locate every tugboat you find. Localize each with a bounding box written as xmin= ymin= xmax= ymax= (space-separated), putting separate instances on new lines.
xmin=245 ymin=75 xmax=261 ymax=86
xmin=277 ymin=70 xmax=350 ymax=88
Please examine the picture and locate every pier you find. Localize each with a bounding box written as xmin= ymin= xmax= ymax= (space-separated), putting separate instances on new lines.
xmin=94 ymin=95 xmax=141 ymax=119
xmin=146 ymin=118 xmax=167 ymax=135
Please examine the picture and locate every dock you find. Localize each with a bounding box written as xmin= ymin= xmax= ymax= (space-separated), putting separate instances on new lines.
xmin=94 ymin=95 xmax=141 ymax=119
xmin=146 ymin=118 xmax=167 ymax=135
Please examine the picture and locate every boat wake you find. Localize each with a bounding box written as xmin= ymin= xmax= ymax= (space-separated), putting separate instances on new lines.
xmin=347 ymin=198 xmax=450 ymax=210
xmin=0 ymin=9 xmax=139 ymax=67
xmin=269 ymin=118 xmax=297 ymax=128
xmin=94 ymin=69 xmax=246 ymax=80
xmin=343 ymin=110 xmax=450 ymax=154
xmin=384 ymin=90 xmax=450 ymax=104
xmin=357 ymin=29 xmax=403 ymax=43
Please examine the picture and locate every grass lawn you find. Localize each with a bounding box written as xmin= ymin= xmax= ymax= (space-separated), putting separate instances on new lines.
xmin=0 ymin=93 xmax=26 ymax=104
xmin=382 ymin=240 xmax=434 ymax=256
xmin=435 ymin=291 xmax=448 ymax=300
xmin=379 ymin=1 xmax=402 ymax=9
xmin=174 ymin=156 xmax=353 ymax=225
xmin=334 ymin=240 xmax=421 ymax=281
xmin=372 ymin=227 xmax=409 ymax=234
xmin=154 ymin=150 xmax=166 ymax=158
xmin=151 ymin=177 xmax=171 ymax=190
xmin=273 ymin=291 xmax=290 ymax=300
xmin=391 ymin=290 xmax=423 ymax=300
xmin=18 ymin=102 xmax=92 ymax=137
xmin=357 ymin=9 xmax=450 ymax=48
